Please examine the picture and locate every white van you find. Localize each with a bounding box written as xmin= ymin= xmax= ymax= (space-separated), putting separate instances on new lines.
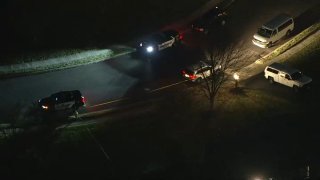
xmin=252 ymin=14 xmax=294 ymax=48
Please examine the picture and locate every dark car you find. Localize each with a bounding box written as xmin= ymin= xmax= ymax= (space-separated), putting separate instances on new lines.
xmin=137 ymin=29 xmax=182 ymax=55
xmin=191 ymin=6 xmax=227 ymax=34
xmin=191 ymin=0 xmax=235 ymax=34
xmin=38 ymin=90 xmax=85 ymax=111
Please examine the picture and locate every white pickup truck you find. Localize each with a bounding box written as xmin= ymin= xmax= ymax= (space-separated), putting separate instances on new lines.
xmin=264 ymin=62 xmax=312 ymax=92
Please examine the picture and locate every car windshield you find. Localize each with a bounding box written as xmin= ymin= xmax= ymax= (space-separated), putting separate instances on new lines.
xmin=257 ymin=27 xmax=273 ymax=38
xmin=150 ymin=33 xmax=165 ymax=41
xmin=193 ymin=8 xmax=220 ymax=27
xmin=203 ymin=9 xmax=219 ymax=19
xmin=291 ymin=71 xmax=302 ymax=80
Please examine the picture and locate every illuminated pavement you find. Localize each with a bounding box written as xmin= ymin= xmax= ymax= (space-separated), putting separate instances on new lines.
xmin=0 ymin=0 xmax=319 ymax=122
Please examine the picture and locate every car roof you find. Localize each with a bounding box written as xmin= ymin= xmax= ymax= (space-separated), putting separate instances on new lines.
xmin=198 ymin=8 xmax=221 ymax=22
xmin=162 ymin=29 xmax=178 ymax=36
xmin=187 ymin=61 xmax=211 ymax=71
xmin=51 ymin=90 xmax=81 ymax=98
xmin=141 ymin=32 xmax=166 ymax=43
xmin=263 ymin=13 xmax=292 ymax=30
xmin=267 ymin=62 xmax=299 ymax=74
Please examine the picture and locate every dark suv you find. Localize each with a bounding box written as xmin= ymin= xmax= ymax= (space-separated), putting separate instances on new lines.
xmin=191 ymin=0 xmax=235 ymax=34
xmin=191 ymin=7 xmax=226 ymax=34
xmin=38 ymin=90 xmax=85 ymax=111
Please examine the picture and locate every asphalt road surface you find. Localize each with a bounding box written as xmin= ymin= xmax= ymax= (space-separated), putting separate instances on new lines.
xmin=0 ymin=0 xmax=318 ymax=121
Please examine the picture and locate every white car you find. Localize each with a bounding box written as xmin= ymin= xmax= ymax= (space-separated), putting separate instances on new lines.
xmin=182 ymin=61 xmax=221 ymax=82
xmin=137 ymin=29 xmax=182 ymax=54
xmin=264 ymin=62 xmax=312 ymax=92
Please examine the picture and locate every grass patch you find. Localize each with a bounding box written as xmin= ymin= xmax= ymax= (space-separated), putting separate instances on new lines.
xmin=2 ymin=0 xmax=209 ymax=65
xmin=3 ymin=49 xmax=85 ymax=65
xmin=280 ymin=31 xmax=320 ymax=101
xmin=1 ymin=38 xmax=319 ymax=178
xmin=218 ymin=89 xmax=297 ymax=122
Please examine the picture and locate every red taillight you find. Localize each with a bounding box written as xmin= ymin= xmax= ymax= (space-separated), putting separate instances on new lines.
xmin=81 ymin=96 xmax=85 ymax=104
xmin=182 ymin=70 xmax=196 ymax=80
xmin=179 ymin=34 xmax=183 ymax=40
xmin=189 ymin=74 xmax=196 ymax=80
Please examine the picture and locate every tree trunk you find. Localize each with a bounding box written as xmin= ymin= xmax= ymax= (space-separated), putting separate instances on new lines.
xmin=209 ymin=96 xmax=215 ymax=111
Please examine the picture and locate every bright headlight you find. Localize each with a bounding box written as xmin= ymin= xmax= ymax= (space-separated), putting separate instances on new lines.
xmin=42 ymin=105 xmax=49 ymax=110
xmin=146 ymin=46 xmax=154 ymax=53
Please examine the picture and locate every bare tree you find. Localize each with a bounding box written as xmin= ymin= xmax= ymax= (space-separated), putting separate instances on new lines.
xmin=199 ymin=44 xmax=244 ymax=110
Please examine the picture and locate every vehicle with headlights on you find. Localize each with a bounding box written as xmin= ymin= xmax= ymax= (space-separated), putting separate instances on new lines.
xmin=38 ymin=90 xmax=85 ymax=112
xmin=137 ymin=29 xmax=182 ymax=55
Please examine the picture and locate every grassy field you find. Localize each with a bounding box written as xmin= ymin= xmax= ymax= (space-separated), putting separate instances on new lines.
xmin=1 ymin=0 xmax=209 ymax=65
xmin=1 ymin=88 xmax=315 ymax=179
xmin=1 ymin=31 xmax=319 ymax=179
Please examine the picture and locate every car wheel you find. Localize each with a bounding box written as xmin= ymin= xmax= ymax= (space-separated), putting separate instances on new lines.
xmin=286 ymin=30 xmax=292 ymax=37
xmin=196 ymin=77 xmax=203 ymax=83
xmin=173 ymin=41 xmax=180 ymax=47
xmin=71 ymin=104 xmax=78 ymax=111
xmin=293 ymin=85 xmax=299 ymax=93
xmin=268 ymin=77 xmax=274 ymax=84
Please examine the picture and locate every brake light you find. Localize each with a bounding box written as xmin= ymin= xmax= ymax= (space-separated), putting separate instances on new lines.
xmin=189 ymin=74 xmax=196 ymax=80
xmin=179 ymin=34 xmax=183 ymax=40
xmin=182 ymin=70 xmax=196 ymax=80
xmin=81 ymin=96 xmax=85 ymax=104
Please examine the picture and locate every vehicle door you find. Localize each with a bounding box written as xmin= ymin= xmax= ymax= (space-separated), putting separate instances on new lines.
xmin=157 ymin=34 xmax=167 ymax=51
xmin=159 ymin=38 xmax=174 ymax=50
xmin=278 ymin=72 xmax=286 ymax=84
xmin=270 ymin=29 xmax=278 ymax=42
xmin=278 ymin=19 xmax=292 ymax=38
xmin=54 ymin=93 xmax=74 ymax=110
xmin=197 ymin=67 xmax=210 ymax=79
xmin=283 ymin=74 xmax=294 ymax=87
xmin=54 ymin=94 xmax=66 ymax=110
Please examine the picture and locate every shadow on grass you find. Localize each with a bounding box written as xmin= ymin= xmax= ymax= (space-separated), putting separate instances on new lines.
xmin=229 ymin=87 xmax=248 ymax=97
xmin=293 ymin=3 xmax=320 ymax=36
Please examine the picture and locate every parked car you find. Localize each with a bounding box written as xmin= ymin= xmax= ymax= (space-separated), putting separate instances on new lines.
xmin=182 ymin=61 xmax=221 ymax=82
xmin=191 ymin=0 xmax=235 ymax=34
xmin=38 ymin=90 xmax=85 ymax=111
xmin=191 ymin=6 xmax=227 ymax=34
xmin=264 ymin=62 xmax=312 ymax=92
xmin=137 ymin=29 xmax=182 ymax=55
xmin=252 ymin=13 xmax=294 ymax=48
